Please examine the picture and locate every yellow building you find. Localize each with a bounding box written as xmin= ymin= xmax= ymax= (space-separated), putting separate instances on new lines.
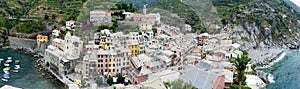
xmin=36 ymin=34 xmax=48 ymax=43
xmin=129 ymin=41 xmax=139 ymax=56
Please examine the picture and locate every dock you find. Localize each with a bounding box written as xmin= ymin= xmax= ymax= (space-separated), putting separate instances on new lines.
xmin=46 ymin=67 xmax=80 ymax=89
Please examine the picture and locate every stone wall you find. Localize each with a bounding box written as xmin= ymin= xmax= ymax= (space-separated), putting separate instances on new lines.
xmin=8 ymin=36 xmax=36 ymax=49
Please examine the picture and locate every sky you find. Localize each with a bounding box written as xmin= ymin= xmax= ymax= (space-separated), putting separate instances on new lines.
xmin=290 ymin=0 xmax=300 ymax=7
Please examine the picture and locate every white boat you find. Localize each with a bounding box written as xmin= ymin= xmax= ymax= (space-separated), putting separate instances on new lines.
xmin=268 ymin=74 xmax=275 ymax=83
xmin=7 ymin=57 xmax=12 ymax=60
xmin=4 ymin=63 xmax=9 ymax=67
xmin=12 ymin=70 xmax=19 ymax=73
xmin=0 ymin=58 xmax=3 ymax=63
xmin=1 ymin=78 xmax=8 ymax=82
xmin=6 ymin=60 xmax=12 ymax=63
xmin=3 ymin=67 xmax=10 ymax=74
xmin=3 ymin=74 xmax=9 ymax=79
xmin=14 ymin=65 xmax=20 ymax=70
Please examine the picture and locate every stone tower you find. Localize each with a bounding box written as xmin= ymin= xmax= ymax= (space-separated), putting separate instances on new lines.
xmin=64 ymin=31 xmax=73 ymax=56
xmin=143 ymin=5 xmax=147 ymax=14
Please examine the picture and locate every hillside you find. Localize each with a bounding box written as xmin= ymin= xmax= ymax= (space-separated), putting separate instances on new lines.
xmin=212 ymin=0 xmax=300 ymax=49
xmin=0 ymin=0 xmax=86 ymax=35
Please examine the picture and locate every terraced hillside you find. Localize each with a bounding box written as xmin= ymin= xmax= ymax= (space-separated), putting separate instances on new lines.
xmin=0 ymin=0 xmax=86 ymax=35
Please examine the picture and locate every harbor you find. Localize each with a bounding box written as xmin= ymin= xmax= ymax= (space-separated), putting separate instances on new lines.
xmin=0 ymin=50 xmax=64 ymax=89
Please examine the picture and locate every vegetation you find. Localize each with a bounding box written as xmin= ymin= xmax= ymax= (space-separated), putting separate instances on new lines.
xmin=229 ymin=51 xmax=251 ymax=89
xmin=107 ymin=77 xmax=113 ymax=86
xmin=111 ymin=3 xmax=136 ymax=12
xmin=117 ymin=76 xmax=125 ymax=84
xmin=0 ymin=0 xmax=85 ymax=35
xmin=152 ymin=0 xmax=205 ymax=33
xmin=164 ymin=79 xmax=195 ymax=89
xmin=95 ymin=77 xmax=104 ymax=87
xmin=213 ymin=0 xmax=300 ymax=42
xmin=16 ymin=21 xmax=46 ymax=34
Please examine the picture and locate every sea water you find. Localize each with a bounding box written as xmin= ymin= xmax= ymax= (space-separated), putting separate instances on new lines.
xmin=0 ymin=50 xmax=64 ymax=89
xmin=265 ymin=51 xmax=300 ymax=89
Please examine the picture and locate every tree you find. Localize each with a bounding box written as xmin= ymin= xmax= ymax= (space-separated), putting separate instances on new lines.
xmin=229 ymin=50 xmax=251 ymax=89
xmin=107 ymin=77 xmax=113 ymax=86
xmin=250 ymin=64 xmax=257 ymax=74
xmin=98 ymin=25 xmax=110 ymax=31
xmin=51 ymin=14 xmax=57 ymax=20
xmin=169 ymin=80 xmax=194 ymax=89
xmin=117 ymin=76 xmax=125 ymax=84
xmin=96 ymin=77 xmax=103 ymax=87
xmin=44 ymin=14 xmax=49 ymax=20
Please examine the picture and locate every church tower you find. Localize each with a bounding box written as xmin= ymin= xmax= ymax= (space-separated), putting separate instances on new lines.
xmin=64 ymin=31 xmax=73 ymax=56
xmin=143 ymin=5 xmax=147 ymax=14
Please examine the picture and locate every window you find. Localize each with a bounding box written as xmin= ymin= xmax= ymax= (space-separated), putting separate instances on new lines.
xmin=109 ymin=64 xmax=111 ymax=67
xmin=105 ymin=64 xmax=108 ymax=67
xmin=113 ymin=64 xmax=115 ymax=67
xmin=98 ymin=64 xmax=100 ymax=67
xmin=101 ymin=64 xmax=103 ymax=67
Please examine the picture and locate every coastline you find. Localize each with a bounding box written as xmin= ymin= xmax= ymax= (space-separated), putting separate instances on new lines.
xmin=0 ymin=46 xmax=41 ymax=57
xmin=255 ymin=49 xmax=287 ymax=69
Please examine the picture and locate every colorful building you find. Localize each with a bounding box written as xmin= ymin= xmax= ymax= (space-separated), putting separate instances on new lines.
xmin=129 ymin=40 xmax=139 ymax=56
xmin=36 ymin=34 xmax=48 ymax=43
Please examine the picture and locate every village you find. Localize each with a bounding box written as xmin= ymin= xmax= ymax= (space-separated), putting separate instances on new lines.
xmin=34 ymin=4 xmax=284 ymax=89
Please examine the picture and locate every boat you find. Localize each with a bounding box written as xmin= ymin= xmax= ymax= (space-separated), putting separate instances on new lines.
xmin=0 ymin=58 xmax=4 ymax=63
xmin=4 ymin=60 xmax=10 ymax=67
xmin=1 ymin=78 xmax=8 ymax=82
xmin=3 ymin=67 xmax=10 ymax=74
xmin=268 ymin=74 xmax=275 ymax=83
xmin=7 ymin=57 xmax=12 ymax=60
xmin=12 ymin=70 xmax=19 ymax=73
xmin=15 ymin=60 xmax=20 ymax=64
xmin=6 ymin=59 xmax=12 ymax=63
xmin=14 ymin=65 xmax=20 ymax=70
xmin=3 ymin=74 xmax=9 ymax=79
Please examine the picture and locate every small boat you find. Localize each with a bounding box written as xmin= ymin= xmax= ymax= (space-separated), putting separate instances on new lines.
xmin=1 ymin=78 xmax=8 ymax=82
xmin=12 ymin=70 xmax=19 ymax=73
xmin=6 ymin=59 xmax=12 ymax=63
xmin=268 ymin=74 xmax=275 ymax=83
xmin=0 ymin=58 xmax=4 ymax=63
xmin=15 ymin=60 xmax=20 ymax=64
xmin=3 ymin=74 xmax=9 ymax=79
xmin=7 ymin=57 xmax=12 ymax=60
xmin=4 ymin=63 xmax=9 ymax=67
xmin=14 ymin=65 xmax=20 ymax=70
xmin=3 ymin=67 xmax=10 ymax=74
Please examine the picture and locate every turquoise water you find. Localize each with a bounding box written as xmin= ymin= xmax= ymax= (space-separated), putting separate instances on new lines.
xmin=0 ymin=50 xmax=64 ymax=89
xmin=266 ymin=51 xmax=300 ymax=89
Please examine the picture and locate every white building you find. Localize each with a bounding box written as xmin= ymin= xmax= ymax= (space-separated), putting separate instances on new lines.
xmin=90 ymin=10 xmax=112 ymax=26
xmin=44 ymin=31 xmax=83 ymax=74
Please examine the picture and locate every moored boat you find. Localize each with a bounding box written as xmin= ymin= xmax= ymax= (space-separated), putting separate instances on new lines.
xmin=0 ymin=58 xmax=4 ymax=63
xmin=3 ymin=67 xmax=10 ymax=74
xmin=3 ymin=74 xmax=9 ymax=79
xmin=1 ymin=78 xmax=8 ymax=82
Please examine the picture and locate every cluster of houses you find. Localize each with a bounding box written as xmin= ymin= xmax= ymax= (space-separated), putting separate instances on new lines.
xmin=41 ymin=5 xmax=266 ymax=89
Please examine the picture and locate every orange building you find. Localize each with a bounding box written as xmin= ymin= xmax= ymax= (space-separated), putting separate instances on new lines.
xmin=36 ymin=34 xmax=48 ymax=43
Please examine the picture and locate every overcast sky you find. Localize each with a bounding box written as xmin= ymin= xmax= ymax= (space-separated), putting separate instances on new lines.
xmin=290 ymin=0 xmax=300 ymax=7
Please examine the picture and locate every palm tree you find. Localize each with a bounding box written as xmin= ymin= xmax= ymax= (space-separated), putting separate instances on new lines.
xmin=229 ymin=51 xmax=251 ymax=89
